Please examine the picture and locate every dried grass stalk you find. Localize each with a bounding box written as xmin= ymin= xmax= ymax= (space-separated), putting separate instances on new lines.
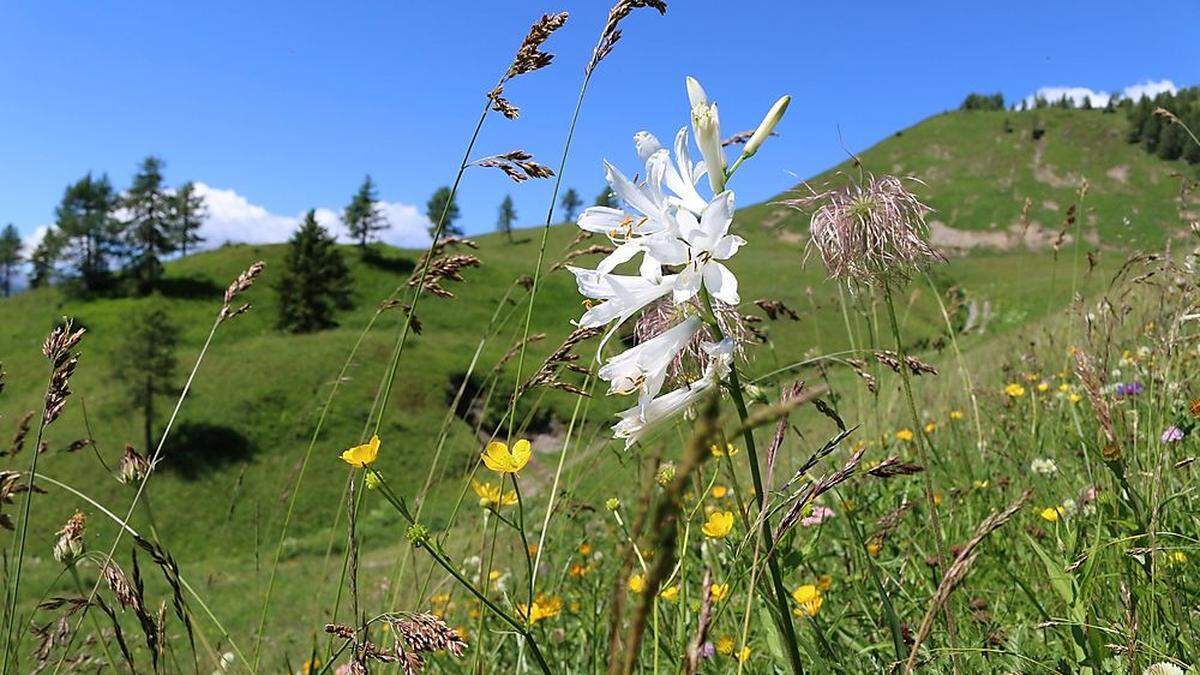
xmin=474 ymin=150 xmax=555 ymax=182
xmin=588 ymin=0 xmax=667 ymax=75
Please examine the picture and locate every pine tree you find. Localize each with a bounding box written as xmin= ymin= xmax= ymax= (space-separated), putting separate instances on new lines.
xmin=0 ymin=224 xmax=21 ymax=297
xmin=171 ymin=181 xmax=206 ymax=256
xmin=277 ymin=210 xmax=353 ymax=333
xmin=55 ymin=173 xmax=119 ymax=291
xmin=560 ymin=188 xmax=582 ymax=222
xmin=426 ymin=186 xmax=461 ymax=238
xmin=28 ymin=230 xmax=61 ymax=289
xmin=122 ymin=157 xmax=177 ymax=294
xmin=594 ymin=185 xmax=615 ymax=208
xmin=496 ymin=195 xmax=517 ymax=243
xmin=343 ymin=175 xmax=389 ymax=248
xmin=113 ymin=299 xmax=179 ymax=454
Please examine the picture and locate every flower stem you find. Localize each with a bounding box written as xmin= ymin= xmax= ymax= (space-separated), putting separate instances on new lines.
xmin=700 ymin=290 xmax=806 ymax=675
xmin=880 ymin=283 xmax=959 ymax=668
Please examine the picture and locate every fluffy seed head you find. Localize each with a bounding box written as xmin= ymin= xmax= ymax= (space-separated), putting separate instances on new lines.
xmin=783 ymin=173 xmax=944 ymax=286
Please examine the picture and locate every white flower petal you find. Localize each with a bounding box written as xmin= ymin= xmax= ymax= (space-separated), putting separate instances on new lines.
xmin=673 ymin=267 xmax=703 ymax=304
xmin=605 ymin=161 xmax=660 ymax=219
xmin=634 ymin=131 xmax=663 ymax=162
xmin=577 ymin=206 xmax=628 ymax=234
xmin=711 ymin=234 xmax=745 ymax=260
xmin=703 ymin=262 xmax=740 ymax=305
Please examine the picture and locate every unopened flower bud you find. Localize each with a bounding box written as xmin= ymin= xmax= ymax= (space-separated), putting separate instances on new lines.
xmin=605 ymin=497 xmax=621 ymax=512
xmin=656 ymin=462 xmax=676 ymax=487
xmin=742 ymin=95 xmax=790 ymax=158
xmin=686 ymin=76 xmax=726 ymax=193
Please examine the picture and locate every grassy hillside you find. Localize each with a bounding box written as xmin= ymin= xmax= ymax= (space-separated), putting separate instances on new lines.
xmin=0 ymin=107 xmax=1189 ymax=663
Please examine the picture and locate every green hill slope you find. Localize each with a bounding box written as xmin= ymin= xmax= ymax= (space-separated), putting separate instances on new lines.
xmin=0 ymin=107 xmax=1189 ymax=652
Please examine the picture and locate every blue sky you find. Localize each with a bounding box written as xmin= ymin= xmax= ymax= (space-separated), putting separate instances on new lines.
xmin=1 ymin=0 xmax=1197 ymax=249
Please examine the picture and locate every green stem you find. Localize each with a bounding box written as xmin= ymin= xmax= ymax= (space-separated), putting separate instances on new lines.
xmin=881 ymin=284 xmax=959 ymax=667
xmin=700 ymin=290 xmax=805 ymax=675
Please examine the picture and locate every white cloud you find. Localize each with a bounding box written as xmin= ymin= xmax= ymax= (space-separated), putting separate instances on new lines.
xmin=193 ymin=182 xmax=432 ymax=250
xmin=1022 ymin=79 xmax=1178 ymax=109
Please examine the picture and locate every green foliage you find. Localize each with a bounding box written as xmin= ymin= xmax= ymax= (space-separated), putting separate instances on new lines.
xmin=122 ymin=156 xmax=177 ymax=294
xmin=343 ymin=175 xmax=388 ymax=248
xmin=0 ymin=224 xmax=20 ymax=297
xmin=275 ymin=210 xmax=352 ymax=333
xmin=594 ymin=184 xmax=614 ymax=207
xmin=53 ymin=173 xmax=120 ymax=292
xmin=426 ymin=185 xmax=461 ymax=238
xmin=112 ymin=298 xmax=180 ymax=452
xmin=960 ymin=92 xmax=1005 ymax=111
xmin=1125 ymin=87 xmax=1200 ymax=164
xmin=559 ymin=187 xmax=582 ymax=222
xmin=171 ymin=181 xmax=207 ymax=257
xmin=496 ymin=194 xmax=517 ymax=243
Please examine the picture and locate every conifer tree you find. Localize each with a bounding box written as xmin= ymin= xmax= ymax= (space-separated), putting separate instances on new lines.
xmin=426 ymin=186 xmax=461 ymax=238
xmin=113 ymin=299 xmax=179 ymax=454
xmin=560 ymin=188 xmax=582 ymax=222
xmin=496 ymin=195 xmax=517 ymax=243
xmin=55 ymin=173 xmax=119 ymax=291
xmin=343 ymin=175 xmax=388 ymax=248
xmin=171 ymin=181 xmax=207 ymax=256
xmin=0 ymin=224 xmax=21 ymax=297
xmin=594 ymin=185 xmax=615 ymax=208
xmin=122 ymin=157 xmax=176 ymax=294
xmin=276 ymin=210 xmax=353 ymax=333
xmin=28 ymin=231 xmax=61 ymax=289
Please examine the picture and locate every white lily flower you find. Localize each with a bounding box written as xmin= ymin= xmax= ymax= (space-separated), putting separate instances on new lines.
xmin=599 ymin=315 xmax=701 ymax=408
xmin=633 ymin=129 xmax=709 ymax=215
xmin=686 ymin=76 xmax=726 ymax=194
xmin=568 ymin=266 xmax=678 ymax=350
xmin=645 ymin=191 xmax=744 ymax=305
xmin=612 ymin=339 xmax=734 ymax=448
xmin=577 ymin=159 xmax=671 ymax=239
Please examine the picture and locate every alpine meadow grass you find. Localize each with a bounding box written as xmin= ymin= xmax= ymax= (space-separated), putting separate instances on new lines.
xmin=4 ymin=4 xmax=1200 ymax=675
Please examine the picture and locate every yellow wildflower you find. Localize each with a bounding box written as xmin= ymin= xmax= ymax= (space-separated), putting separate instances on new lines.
xmin=701 ymin=511 xmax=735 ymax=539
xmin=895 ymin=428 xmax=914 ymax=442
xmin=605 ymin=497 xmax=621 ymax=511
xmin=737 ymin=646 xmax=751 ymax=663
xmin=578 ymin=542 xmax=592 ymax=556
xmin=816 ymin=574 xmax=833 ymax=591
xmin=973 ymin=480 xmax=990 ymax=489
xmin=1058 ymin=382 xmax=1071 ymax=393
xmin=710 ymin=442 xmax=740 ymax=457
xmin=340 ymin=434 xmax=381 ymax=467
xmin=430 ymin=593 xmax=451 ymax=606
xmin=1067 ymin=393 xmax=1082 ymax=404
xmin=628 ymin=574 xmax=645 ymax=594
xmin=1004 ymin=383 xmax=1026 ymax=398
xmin=1024 ymin=372 xmax=1039 ymax=382
xmin=471 ymin=479 xmax=517 ymax=508
xmin=517 ymin=594 xmax=561 ymax=624
xmin=1037 ymin=381 xmax=1049 ymax=393
xmin=932 ymin=493 xmax=943 ymax=507
xmin=716 ymin=636 xmax=734 ymax=655
xmin=709 ymin=583 xmax=729 ymax=602
xmin=866 ymin=536 xmax=883 ymax=557
xmin=659 ymin=585 xmax=680 ymax=601
xmin=1039 ymin=506 xmax=1063 ymax=522
xmin=364 ymin=470 xmax=382 ymax=490
xmin=711 ymin=485 xmax=729 ymax=499
xmin=924 ymin=422 xmax=937 ymax=434
xmin=1170 ymin=551 xmax=1189 ymax=565
xmin=481 ymin=439 xmax=531 ymax=474
xmin=569 ymin=563 xmax=590 ymax=578
xmin=792 ymin=584 xmax=823 ymax=617
xmin=949 ymin=410 xmax=964 ymax=420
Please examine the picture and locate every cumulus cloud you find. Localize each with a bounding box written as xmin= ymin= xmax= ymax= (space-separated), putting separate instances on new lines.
xmin=1022 ymin=79 xmax=1178 ymax=109
xmin=193 ymin=182 xmax=433 ymax=250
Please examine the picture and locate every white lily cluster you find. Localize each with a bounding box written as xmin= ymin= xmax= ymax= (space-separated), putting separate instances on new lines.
xmin=567 ymin=78 xmax=789 ymax=448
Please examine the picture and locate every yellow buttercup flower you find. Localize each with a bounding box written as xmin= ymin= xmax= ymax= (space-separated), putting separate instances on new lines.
xmin=1024 ymin=372 xmax=1040 ymax=382
xmin=517 ymin=594 xmax=561 ymax=624
xmin=1067 ymin=393 xmax=1082 ymax=404
xmin=709 ymin=583 xmax=729 ymax=602
xmin=711 ymin=442 xmax=740 ymax=457
xmin=792 ymin=584 xmax=823 ymax=617
xmin=866 ymin=536 xmax=883 ymax=557
xmin=659 ymin=585 xmax=680 ymax=601
xmin=1036 ymin=381 xmax=1049 ymax=393
xmin=1039 ymin=506 xmax=1063 ymax=522
xmin=578 ymin=542 xmax=592 ymax=556
xmin=949 ymin=410 xmax=964 ymax=420
xmin=737 ymin=646 xmax=751 ymax=663
xmin=569 ymin=563 xmax=591 ymax=578
xmin=1004 ymin=383 xmax=1026 ymax=398
xmin=471 ymin=479 xmax=517 ymax=508
xmin=711 ymin=485 xmax=729 ymax=499
xmin=481 ymin=439 xmax=531 ymax=474
xmin=340 ymin=435 xmax=381 ymax=467
xmin=628 ymin=573 xmax=645 ymax=594
xmin=702 ymin=511 xmax=735 ymax=539
xmin=715 ymin=636 xmax=734 ymax=655
xmin=895 ymin=428 xmax=914 ymax=442
xmin=924 ymin=422 xmax=937 ymax=434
